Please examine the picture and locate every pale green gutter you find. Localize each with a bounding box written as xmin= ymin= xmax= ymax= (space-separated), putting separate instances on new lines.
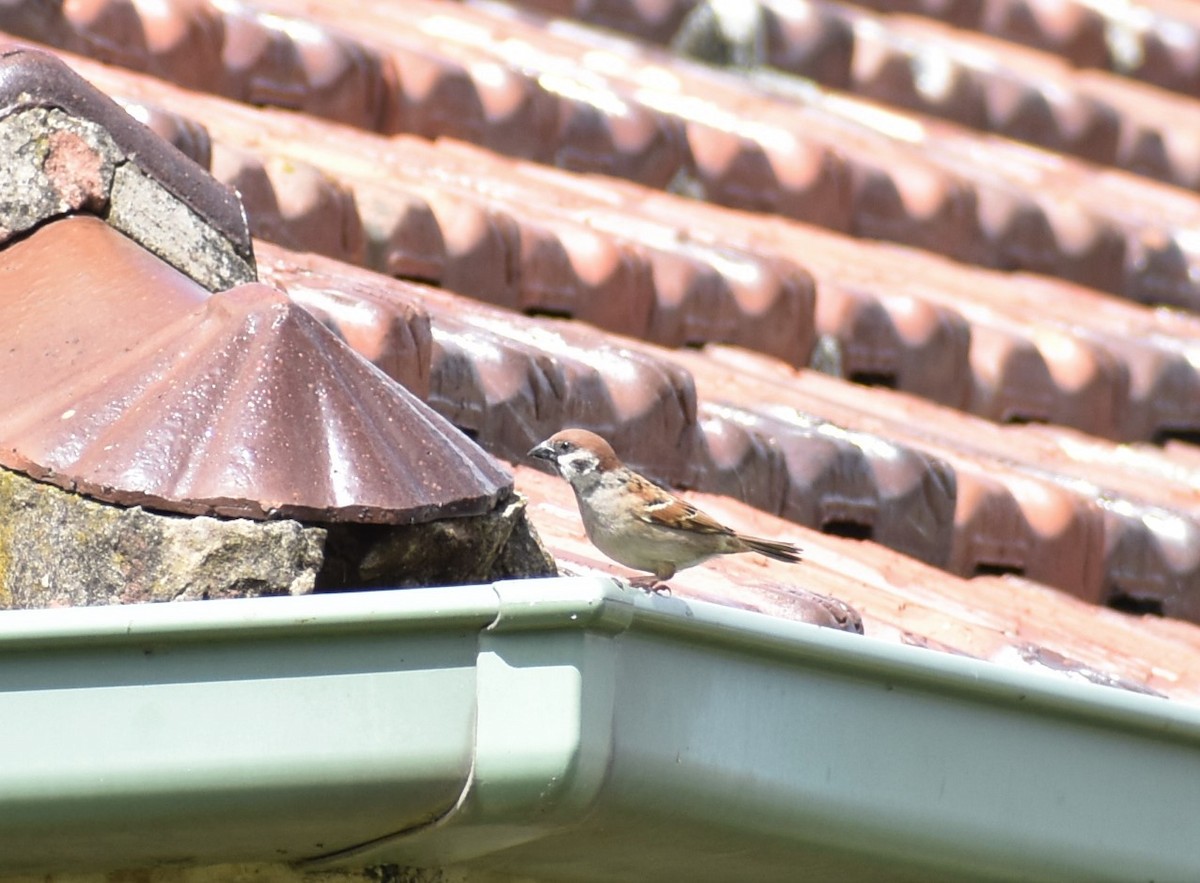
xmin=0 ymin=577 xmax=1197 ymax=882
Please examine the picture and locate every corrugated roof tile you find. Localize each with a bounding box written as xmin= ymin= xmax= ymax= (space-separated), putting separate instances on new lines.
xmin=697 ymin=402 xmax=957 ymax=567
xmin=9 ymin=0 xmax=1200 ymax=691
xmin=0 ymin=216 xmax=510 ymax=524
xmin=210 ymin=144 xmax=367 ymax=265
xmin=114 ymin=96 xmax=212 ymax=168
xmin=260 ymin=245 xmax=705 ymax=486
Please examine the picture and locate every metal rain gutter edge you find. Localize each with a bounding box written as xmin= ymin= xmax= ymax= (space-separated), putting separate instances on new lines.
xmin=326 ymin=578 xmax=1200 ymax=882
xmin=0 ymin=578 xmax=1197 ymax=881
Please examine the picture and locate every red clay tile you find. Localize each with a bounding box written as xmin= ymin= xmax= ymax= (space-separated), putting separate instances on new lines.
xmin=779 ymin=365 xmax=1200 ymax=616
xmin=692 ymin=405 xmax=791 ymax=516
xmin=814 ymin=282 xmax=972 ymax=405
xmin=210 ymin=145 xmax=366 ymax=264
xmin=16 ymin=1 xmax=1200 ymax=314
xmin=679 ymin=346 xmax=1112 ymax=601
xmin=696 ymin=401 xmax=957 ymax=567
xmin=1077 ymin=71 xmax=1200 ymax=192
xmin=386 ymin=43 xmax=490 ymax=144
xmin=469 ymin=57 xmax=563 ymax=160
xmin=62 ymin=0 xmax=225 ymax=90
xmin=847 ymin=15 xmax=989 ymax=133
xmin=357 ymin=186 xmax=448 ymax=283
xmin=259 ymin=244 xmax=705 ymax=486
xmin=545 ymin=204 xmax=816 ymax=363
xmin=763 ymin=0 xmax=854 ymax=88
xmin=989 ymin=272 xmax=1200 ymax=443
xmin=1128 ymin=8 xmax=1200 ymax=96
xmin=978 ymin=0 xmax=1110 ymax=68
xmin=547 ymin=78 xmax=687 ymax=188
xmin=216 ymin=2 xmax=397 ymax=129
xmin=850 ymin=14 xmax=1120 ymax=164
xmin=28 ymin=18 xmax=1200 ymax=439
xmin=264 ymin=259 xmax=434 ymax=399
xmin=2 ymin=213 xmax=209 ymax=343
xmin=96 ymin=64 xmax=815 ymax=362
xmin=115 ymin=96 xmax=213 ymax=169
xmin=842 ymin=0 xmax=1200 ymax=103
xmin=681 ymin=117 xmax=854 ymax=229
xmin=29 ymin=2 xmax=1129 ymax=296
xmin=0 ymin=217 xmax=509 ymax=523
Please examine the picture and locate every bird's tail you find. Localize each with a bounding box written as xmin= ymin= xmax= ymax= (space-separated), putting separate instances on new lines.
xmin=741 ymin=535 xmax=802 ymax=563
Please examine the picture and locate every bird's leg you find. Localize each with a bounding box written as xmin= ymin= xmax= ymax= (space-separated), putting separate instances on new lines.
xmin=628 ymin=566 xmax=674 ymax=595
xmin=628 ymin=574 xmax=663 ymax=591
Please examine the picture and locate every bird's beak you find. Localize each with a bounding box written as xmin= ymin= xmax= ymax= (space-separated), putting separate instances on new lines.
xmin=527 ymin=441 xmax=555 ymax=462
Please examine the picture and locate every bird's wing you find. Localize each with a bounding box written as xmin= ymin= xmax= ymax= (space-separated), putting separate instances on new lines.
xmin=631 ymin=479 xmax=736 ymax=536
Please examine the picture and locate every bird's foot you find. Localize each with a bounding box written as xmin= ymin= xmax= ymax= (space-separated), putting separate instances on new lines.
xmin=628 ymin=574 xmax=672 ymax=595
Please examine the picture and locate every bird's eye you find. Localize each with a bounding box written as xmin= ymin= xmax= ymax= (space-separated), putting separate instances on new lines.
xmin=556 ymin=440 xmax=570 ymax=452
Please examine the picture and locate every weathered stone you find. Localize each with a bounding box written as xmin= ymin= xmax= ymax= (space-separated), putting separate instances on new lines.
xmin=489 ymin=497 xmax=559 ymax=581
xmin=317 ymin=492 xmax=557 ymax=590
xmin=0 ymin=107 xmax=115 ymax=237
xmin=0 ymin=468 xmax=556 ymax=608
xmin=0 ymin=106 xmax=254 ymax=291
xmin=0 ymin=47 xmax=256 ymax=289
xmin=0 ymin=467 xmax=325 ymax=608
xmin=107 ymin=162 xmax=255 ymax=292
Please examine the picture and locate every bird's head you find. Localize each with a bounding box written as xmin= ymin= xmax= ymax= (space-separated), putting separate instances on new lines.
xmin=528 ymin=428 xmax=620 ymax=489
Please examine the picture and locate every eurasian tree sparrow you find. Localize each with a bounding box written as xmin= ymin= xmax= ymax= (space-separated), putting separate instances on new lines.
xmin=529 ymin=428 xmax=801 ymax=589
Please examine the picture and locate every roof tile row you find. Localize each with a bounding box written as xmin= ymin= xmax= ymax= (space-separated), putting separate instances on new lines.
xmin=258 ymin=239 xmax=1200 ymax=623
xmin=64 ymin=52 xmax=821 ymax=365
xmin=515 ymin=0 xmax=1200 ymax=195
xmin=17 ymin=0 xmax=1200 ymax=314
xmin=851 ymin=0 xmax=1200 ymax=97
xmin=517 ymin=463 xmax=1200 ymax=700
xmin=7 ymin=3 xmax=1200 ymax=696
xmin=57 ymin=45 xmax=1200 ymax=443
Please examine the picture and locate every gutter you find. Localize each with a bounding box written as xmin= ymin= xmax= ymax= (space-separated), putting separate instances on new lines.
xmin=0 ymin=578 xmax=1197 ymax=882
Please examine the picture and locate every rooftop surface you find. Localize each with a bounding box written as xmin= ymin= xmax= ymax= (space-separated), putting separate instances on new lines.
xmin=2 ymin=0 xmax=1200 ymax=702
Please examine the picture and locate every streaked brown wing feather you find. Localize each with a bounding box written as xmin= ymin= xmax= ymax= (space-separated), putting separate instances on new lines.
xmin=630 ymin=478 xmax=735 ymax=536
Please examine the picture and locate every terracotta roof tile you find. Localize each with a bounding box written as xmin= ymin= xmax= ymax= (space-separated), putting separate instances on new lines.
xmin=259 ymin=245 xmax=705 ymax=486
xmin=672 ymin=346 xmax=1109 ymax=599
xmin=517 ymin=463 xmax=1200 ymax=700
xmin=209 ymin=144 xmax=367 ymax=264
xmin=9 ymin=0 xmax=1200 ymax=695
xmin=849 ymin=0 xmax=1200 ymax=100
xmin=976 ymin=0 xmax=1111 ymax=67
xmin=696 ymin=402 xmax=957 ymax=567
xmin=761 ymin=0 xmax=855 ymax=87
xmin=275 ymin=268 xmax=434 ymax=400
xmin=12 ymin=1 xmax=1200 ymax=308
xmin=813 ymin=281 xmax=973 ymax=402
xmin=114 ymin=96 xmax=212 ymax=168
xmin=56 ymin=46 xmax=1200 ymax=439
xmin=688 ymin=347 xmax=1200 ymax=618
xmin=0 ymin=216 xmax=510 ymax=524
xmin=74 ymin=60 xmax=819 ymax=362
xmin=67 ymin=0 xmax=225 ymax=90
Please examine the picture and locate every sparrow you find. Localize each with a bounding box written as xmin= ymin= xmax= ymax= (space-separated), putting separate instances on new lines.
xmin=528 ymin=428 xmax=801 ymax=589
